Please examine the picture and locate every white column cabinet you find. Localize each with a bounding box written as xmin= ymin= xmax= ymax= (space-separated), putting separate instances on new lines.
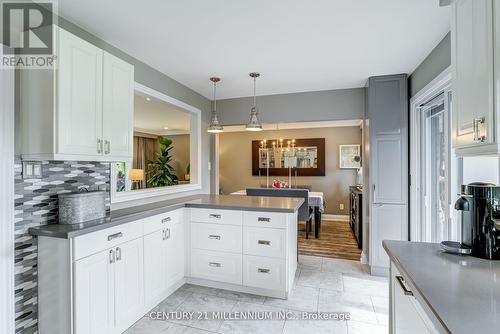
xmin=20 ymin=26 xmax=134 ymax=161
xmin=143 ymin=229 xmax=167 ymax=308
xmin=73 ymin=249 xmax=115 ymax=334
xmin=451 ymin=0 xmax=500 ymax=155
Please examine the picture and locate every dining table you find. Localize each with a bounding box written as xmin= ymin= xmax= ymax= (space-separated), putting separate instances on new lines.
xmin=230 ymin=189 xmax=325 ymax=238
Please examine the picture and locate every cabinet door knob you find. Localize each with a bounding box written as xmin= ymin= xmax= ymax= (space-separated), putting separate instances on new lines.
xmin=473 ymin=117 xmax=486 ymax=142
xmin=209 ymin=214 xmax=221 ymax=219
xmin=209 ymin=262 xmax=221 ymax=268
xmin=258 ymin=240 xmax=271 ymax=245
xmin=109 ymin=249 xmax=115 ymax=264
xmin=258 ymin=217 xmax=271 ymax=222
xmin=208 ymin=235 xmax=221 ymax=240
xmin=258 ymin=268 xmax=271 ymax=274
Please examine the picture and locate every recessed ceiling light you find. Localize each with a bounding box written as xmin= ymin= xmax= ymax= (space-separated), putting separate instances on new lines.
xmin=163 ymin=127 xmax=169 ymax=130
xmin=146 ymin=97 xmax=151 ymax=101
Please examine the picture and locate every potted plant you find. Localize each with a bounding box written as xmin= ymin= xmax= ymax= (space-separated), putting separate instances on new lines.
xmin=147 ymin=137 xmax=178 ymax=187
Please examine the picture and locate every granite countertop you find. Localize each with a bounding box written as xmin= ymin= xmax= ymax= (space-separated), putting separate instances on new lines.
xmin=28 ymin=194 xmax=304 ymax=239
xmin=383 ymin=240 xmax=500 ymax=334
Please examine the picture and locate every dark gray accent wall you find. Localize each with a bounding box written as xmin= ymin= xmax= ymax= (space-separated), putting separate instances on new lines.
xmin=409 ymin=32 xmax=451 ymax=97
xmin=216 ymin=88 xmax=365 ymax=125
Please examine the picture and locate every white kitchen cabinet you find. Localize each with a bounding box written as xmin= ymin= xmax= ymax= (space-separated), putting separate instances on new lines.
xmin=143 ymin=229 xmax=167 ymax=308
xmin=73 ymin=249 xmax=114 ymax=334
xmin=20 ymin=26 xmax=134 ymax=161
xmin=370 ymin=205 xmax=407 ymax=271
xmin=390 ymin=262 xmax=438 ymax=334
xmin=144 ymin=211 xmax=185 ymax=309
xmin=102 ymin=51 xmax=134 ymax=159
xmin=451 ymin=0 xmax=500 ymax=155
xmin=113 ymin=238 xmax=145 ymax=334
xmin=74 ymin=237 xmax=144 ymax=334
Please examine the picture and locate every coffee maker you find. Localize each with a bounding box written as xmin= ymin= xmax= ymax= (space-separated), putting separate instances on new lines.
xmin=441 ymin=182 xmax=500 ymax=260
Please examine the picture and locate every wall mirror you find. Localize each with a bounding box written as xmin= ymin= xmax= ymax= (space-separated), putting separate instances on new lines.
xmin=111 ymin=83 xmax=201 ymax=203
xmin=252 ymin=138 xmax=325 ymax=176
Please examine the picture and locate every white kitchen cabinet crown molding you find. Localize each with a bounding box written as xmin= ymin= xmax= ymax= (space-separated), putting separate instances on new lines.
xmin=110 ymin=82 xmax=203 ymax=204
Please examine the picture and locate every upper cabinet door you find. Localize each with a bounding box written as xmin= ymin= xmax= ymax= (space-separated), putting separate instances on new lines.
xmin=452 ymin=0 xmax=494 ymax=149
xmin=102 ymin=52 xmax=134 ymax=160
xmin=57 ymin=28 xmax=103 ymax=156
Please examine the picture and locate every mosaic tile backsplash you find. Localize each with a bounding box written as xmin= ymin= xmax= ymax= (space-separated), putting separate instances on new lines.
xmin=14 ymin=158 xmax=110 ymax=334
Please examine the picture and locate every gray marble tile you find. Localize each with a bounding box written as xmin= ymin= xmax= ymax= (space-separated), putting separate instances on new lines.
xmin=347 ymin=320 xmax=388 ymax=334
xmin=282 ymin=318 xmax=348 ymax=334
xmin=370 ymin=296 xmax=389 ymax=326
xmin=172 ymin=293 xmax=237 ymax=332
xmin=298 ymin=255 xmax=323 ymax=270
xmin=156 ymin=289 xmax=194 ymax=312
xmin=183 ymin=326 xmax=219 ymax=334
xmin=297 ymin=269 xmax=343 ymax=291
xmin=216 ymin=289 xmax=266 ymax=304
xmin=342 ymin=274 xmax=388 ymax=298
xmin=218 ymin=302 xmax=285 ymax=334
xmin=180 ymin=284 xmax=221 ymax=296
xmin=264 ymin=286 xmax=319 ymax=312
xmin=318 ymin=290 xmax=378 ymax=325
xmin=322 ymin=258 xmax=366 ymax=275
xmin=124 ymin=316 xmax=188 ymax=333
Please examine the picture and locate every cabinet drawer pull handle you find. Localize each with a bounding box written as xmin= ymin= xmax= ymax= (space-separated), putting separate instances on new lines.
xmin=104 ymin=140 xmax=110 ymax=154
xmin=209 ymin=262 xmax=222 ymax=267
xmin=209 ymin=214 xmax=221 ymax=219
xmin=107 ymin=232 xmax=123 ymax=241
xmin=473 ymin=117 xmax=486 ymax=142
xmin=115 ymin=247 xmax=121 ymax=261
xmin=209 ymin=235 xmax=221 ymax=240
xmin=258 ymin=240 xmax=271 ymax=245
xmin=396 ymin=276 xmax=413 ymax=296
xmin=258 ymin=268 xmax=271 ymax=274
xmin=97 ymin=139 xmax=103 ymax=154
xmin=109 ymin=249 xmax=115 ymax=263
xmin=258 ymin=217 xmax=271 ymax=222
xmin=162 ymin=217 xmax=171 ymax=223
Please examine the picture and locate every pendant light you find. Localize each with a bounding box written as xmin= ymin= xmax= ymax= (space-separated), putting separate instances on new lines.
xmin=246 ymin=72 xmax=263 ymax=131
xmin=207 ymin=77 xmax=224 ymax=133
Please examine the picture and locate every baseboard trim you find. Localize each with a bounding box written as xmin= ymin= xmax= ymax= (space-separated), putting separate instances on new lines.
xmin=369 ymin=265 xmax=389 ymax=277
xmin=322 ymin=214 xmax=349 ymax=222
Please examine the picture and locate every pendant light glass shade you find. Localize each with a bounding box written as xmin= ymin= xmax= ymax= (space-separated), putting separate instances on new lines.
xmin=207 ymin=77 xmax=224 ymax=133
xmin=246 ymin=72 xmax=263 ymax=131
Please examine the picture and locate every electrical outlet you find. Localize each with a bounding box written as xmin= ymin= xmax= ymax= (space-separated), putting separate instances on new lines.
xmin=23 ymin=161 xmax=42 ymax=179
xmin=340 ymin=203 xmax=344 ymax=210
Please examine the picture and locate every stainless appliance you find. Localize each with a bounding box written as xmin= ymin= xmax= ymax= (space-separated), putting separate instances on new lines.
xmin=441 ymin=182 xmax=500 ymax=260
xmin=58 ymin=190 xmax=106 ymax=225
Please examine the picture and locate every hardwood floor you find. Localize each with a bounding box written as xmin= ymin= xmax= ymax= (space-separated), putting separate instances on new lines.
xmin=298 ymin=220 xmax=361 ymax=261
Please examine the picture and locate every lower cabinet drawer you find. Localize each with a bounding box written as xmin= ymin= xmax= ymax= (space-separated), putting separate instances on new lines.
xmin=243 ymin=211 xmax=287 ymax=229
xmin=190 ymin=249 xmax=242 ymax=285
xmin=191 ymin=222 xmax=242 ymax=253
xmin=243 ymin=227 xmax=286 ymax=258
xmin=73 ymin=221 xmax=143 ymax=260
xmin=243 ymin=255 xmax=286 ymax=291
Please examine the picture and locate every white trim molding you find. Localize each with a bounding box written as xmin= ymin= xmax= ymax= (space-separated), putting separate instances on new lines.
xmin=409 ymin=66 xmax=452 ymax=242
xmin=321 ymin=214 xmax=349 ymax=222
xmin=111 ymin=82 xmax=203 ymax=203
xmin=1 ymin=44 xmax=16 ymax=334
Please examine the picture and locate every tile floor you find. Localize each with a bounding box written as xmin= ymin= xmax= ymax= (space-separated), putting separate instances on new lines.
xmin=125 ymin=256 xmax=389 ymax=334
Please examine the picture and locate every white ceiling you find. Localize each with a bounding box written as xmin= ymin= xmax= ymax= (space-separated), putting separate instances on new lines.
xmin=59 ymin=0 xmax=450 ymax=99
xmin=134 ymin=94 xmax=191 ymax=135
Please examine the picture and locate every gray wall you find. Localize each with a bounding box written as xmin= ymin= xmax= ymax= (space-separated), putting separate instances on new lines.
xmin=409 ymin=32 xmax=451 ymax=97
xmin=217 ymin=88 xmax=365 ymax=125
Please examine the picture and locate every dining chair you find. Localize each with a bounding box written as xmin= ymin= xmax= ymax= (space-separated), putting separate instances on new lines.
xmin=246 ymin=188 xmax=314 ymax=239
